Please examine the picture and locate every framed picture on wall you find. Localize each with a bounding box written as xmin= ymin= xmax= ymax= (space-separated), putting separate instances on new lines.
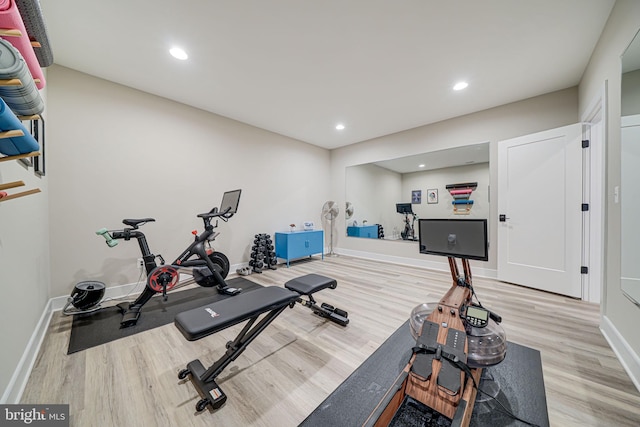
xmin=412 ymin=190 xmax=421 ymax=204
xmin=427 ymin=189 xmax=438 ymax=204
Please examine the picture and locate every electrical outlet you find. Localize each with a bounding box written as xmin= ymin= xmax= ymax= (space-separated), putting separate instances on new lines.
xmin=137 ymin=258 xmax=144 ymax=270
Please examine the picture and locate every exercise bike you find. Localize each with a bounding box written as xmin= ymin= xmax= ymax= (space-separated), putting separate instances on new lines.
xmin=400 ymin=212 xmax=418 ymax=241
xmin=81 ymin=189 xmax=243 ymax=328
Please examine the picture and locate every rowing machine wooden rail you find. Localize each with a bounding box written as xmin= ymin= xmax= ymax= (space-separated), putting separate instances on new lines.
xmin=364 ymin=257 xmax=483 ymax=427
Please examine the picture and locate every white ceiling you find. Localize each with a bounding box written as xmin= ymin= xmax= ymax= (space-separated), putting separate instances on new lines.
xmin=39 ymin=0 xmax=615 ymax=150
xmin=373 ymin=142 xmax=489 ymax=174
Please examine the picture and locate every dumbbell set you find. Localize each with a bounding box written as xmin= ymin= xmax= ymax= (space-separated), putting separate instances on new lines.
xmin=377 ymin=224 xmax=385 ymax=239
xmin=249 ymin=233 xmax=278 ymax=273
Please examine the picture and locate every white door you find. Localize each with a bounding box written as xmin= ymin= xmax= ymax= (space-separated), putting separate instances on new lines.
xmin=497 ymin=123 xmax=583 ymax=298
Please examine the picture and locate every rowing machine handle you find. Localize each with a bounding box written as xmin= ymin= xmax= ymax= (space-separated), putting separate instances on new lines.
xmin=489 ymin=310 xmax=502 ymax=324
xmin=96 ymin=228 xmax=118 ymax=247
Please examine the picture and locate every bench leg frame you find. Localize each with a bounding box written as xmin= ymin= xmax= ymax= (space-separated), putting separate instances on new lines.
xmin=182 ymin=359 xmax=228 ymax=411
xmin=296 ymin=295 xmax=349 ymax=326
xmin=179 ymin=304 xmax=292 ymax=412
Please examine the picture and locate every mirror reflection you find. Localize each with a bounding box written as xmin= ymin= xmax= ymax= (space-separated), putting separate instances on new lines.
xmin=345 ymin=143 xmax=490 ymax=242
xmin=621 ymin=29 xmax=640 ymax=306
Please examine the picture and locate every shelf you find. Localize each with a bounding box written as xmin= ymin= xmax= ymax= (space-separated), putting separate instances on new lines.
xmin=0 ymin=28 xmax=22 ymax=37
xmin=0 ymin=180 xmax=41 ymax=202
xmin=0 ymin=180 xmax=24 ymax=191
xmin=17 ymin=115 xmax=41 ymax=121
xmin=0 ymin=188 xmax=40 ymax=202
xmin=0 ymin=129 xmax=25 ymax=139
xmin=0 ymin=78 xmax=23 ymax=86
xmin=0 ymin=151 xmax=39 ymax=162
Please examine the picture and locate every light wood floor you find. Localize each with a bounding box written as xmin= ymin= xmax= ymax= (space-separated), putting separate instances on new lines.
xmin=21 ymin=256 xmax=640 ymax=427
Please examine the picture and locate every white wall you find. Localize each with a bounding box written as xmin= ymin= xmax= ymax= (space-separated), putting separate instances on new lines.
xmin=46 ymin=65 xmax=332 ymax=298
xmin=331 ymin=87 xmax=578 ymax=272
xmin=579 ymin=0 xmax=640 ymax=384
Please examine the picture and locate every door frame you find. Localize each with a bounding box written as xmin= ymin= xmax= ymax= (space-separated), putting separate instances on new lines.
xmin=581 ymin=85 xmax=607 ymax=304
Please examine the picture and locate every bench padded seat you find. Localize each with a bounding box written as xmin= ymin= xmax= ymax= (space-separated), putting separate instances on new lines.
xmin=175 ymin=286 xmax=298 ymax=341
xmin=285 ymin=273 xmax=337 ymax=295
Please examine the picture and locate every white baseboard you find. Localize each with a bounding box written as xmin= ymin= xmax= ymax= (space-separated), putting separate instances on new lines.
xmin=600 ymin=315 xmax=640 ymax=393
xmin=335 ymin=248 xmax=498 ymax=279
xmin=1 ymin=300 xmax=54 ymax=404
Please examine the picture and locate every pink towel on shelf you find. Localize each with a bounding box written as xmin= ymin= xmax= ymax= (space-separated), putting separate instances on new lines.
xmin=0 ymin=0 xmax=44 ymax=89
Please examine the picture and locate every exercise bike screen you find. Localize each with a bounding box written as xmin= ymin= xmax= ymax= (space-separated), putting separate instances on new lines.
xmin=220 ymin=189 xmax=242 ymax=214
xmin=396 ymin=203 xmax=413 ymax=214
xmin=418 ymin=219 xmax=488 ymax=261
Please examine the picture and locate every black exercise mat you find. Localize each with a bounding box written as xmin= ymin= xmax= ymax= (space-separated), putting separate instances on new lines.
xmin=301 ymin=320 xmax=549 ymax=427
xmin=67 ymin=277 xmax=261 ymax=354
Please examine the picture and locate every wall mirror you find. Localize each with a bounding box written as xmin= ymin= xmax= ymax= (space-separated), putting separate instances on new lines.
xmin=621 ymin=29 xmax=640 ymax=306
xmin=345 ymin=143 xmax=490 ymax=242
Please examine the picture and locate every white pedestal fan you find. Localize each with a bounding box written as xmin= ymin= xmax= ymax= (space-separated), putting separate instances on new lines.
xmin=322 ymin=201 xmax=339 ymax=256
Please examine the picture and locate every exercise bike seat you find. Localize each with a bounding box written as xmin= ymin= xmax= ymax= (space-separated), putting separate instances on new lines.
xmin=122 ymin=218 xmax=155 ymax=228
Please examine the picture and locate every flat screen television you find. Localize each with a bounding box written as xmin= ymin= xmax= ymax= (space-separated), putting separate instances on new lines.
xmin=418 ymin=218 xmax=488 ymax=261
xmin=396 ymin=203 xmax=413 ymax=214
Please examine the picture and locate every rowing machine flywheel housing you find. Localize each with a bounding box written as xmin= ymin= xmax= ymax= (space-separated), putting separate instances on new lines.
xmin=70 ymin=281 xmax=106 ymax=310
xmin=409 ymin=302 xmax=437 ymax=340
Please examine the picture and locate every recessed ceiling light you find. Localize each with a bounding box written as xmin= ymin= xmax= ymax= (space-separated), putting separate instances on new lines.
xmin=419 ymin=164 xmax=425 ymax=168
xmin=453 ymin=81 xmax=468 ymax=91
xmin=170 ymin=47 xmax=188 ymax=60
xmin=335 ymin=123 xmax=345 ymax=130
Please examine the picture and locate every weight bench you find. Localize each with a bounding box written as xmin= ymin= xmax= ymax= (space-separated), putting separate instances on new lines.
xmin=175 ymin=274 xmax=348 ymax=413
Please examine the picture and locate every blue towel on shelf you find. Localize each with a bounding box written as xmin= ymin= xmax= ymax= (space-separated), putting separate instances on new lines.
xmin=0 ymin=97 xmax=39 ymax=156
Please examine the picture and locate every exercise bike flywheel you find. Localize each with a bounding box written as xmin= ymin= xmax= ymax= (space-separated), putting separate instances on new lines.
xmin=147 ymin=266 xmax=180 ymax=293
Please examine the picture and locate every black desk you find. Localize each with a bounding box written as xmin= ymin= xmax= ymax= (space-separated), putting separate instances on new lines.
xmin=301 ymin=321 xmax=549 ymax=427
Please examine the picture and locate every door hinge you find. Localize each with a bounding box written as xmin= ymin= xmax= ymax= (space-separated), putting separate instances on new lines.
xmin=582 ymin=139 xmax=590 ymax=148
xmin=581 ymin=266 xmax=589 ymax=274
xmin=581 ymin=203 xmax=589 ymax=211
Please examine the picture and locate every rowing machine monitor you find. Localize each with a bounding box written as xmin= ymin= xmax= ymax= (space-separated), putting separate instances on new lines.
xmin=463 ymin=304 xmax=489 ymax=328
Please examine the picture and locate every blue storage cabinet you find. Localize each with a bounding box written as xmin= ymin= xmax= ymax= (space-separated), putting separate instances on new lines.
xmin=347 ymin=225 xmax=378 ymax=239
xmin=275 ymin=230 xmax=324 ymax=267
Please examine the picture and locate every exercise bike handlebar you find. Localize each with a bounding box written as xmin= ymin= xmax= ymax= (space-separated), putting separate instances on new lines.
xmin=198 ymin=206 xmax=234 ymax=221
xmin=96 ymin=228 xmax=118 ymax=247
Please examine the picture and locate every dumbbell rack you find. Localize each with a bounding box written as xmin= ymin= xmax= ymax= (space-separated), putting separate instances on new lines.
xmin=249 ymin=233 xmax=278 ymax=273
